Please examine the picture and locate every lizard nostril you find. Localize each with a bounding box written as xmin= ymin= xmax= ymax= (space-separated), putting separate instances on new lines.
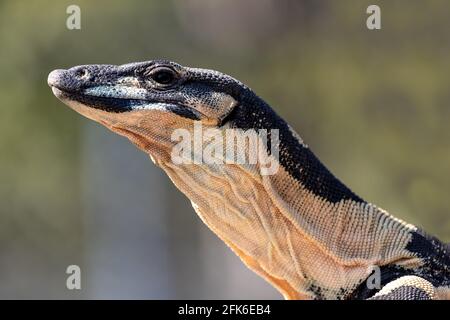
xmin=75 ymin=68 xmax=89 ymax=80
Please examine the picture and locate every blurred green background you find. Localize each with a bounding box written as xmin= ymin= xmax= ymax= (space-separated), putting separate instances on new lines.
xmin=0 ymin=0 xmax=449 ymax=299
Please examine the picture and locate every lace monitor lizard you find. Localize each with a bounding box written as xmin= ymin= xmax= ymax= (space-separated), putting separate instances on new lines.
xmin=48 ymin=60 xmax=450 ymax=300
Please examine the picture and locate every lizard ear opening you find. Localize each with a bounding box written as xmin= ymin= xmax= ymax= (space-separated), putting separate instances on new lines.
xmin=195 ymin=92 xmax=238 ymax=126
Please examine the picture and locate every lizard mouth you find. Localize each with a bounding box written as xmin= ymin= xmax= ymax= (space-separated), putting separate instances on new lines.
xmin=51 ymin=86 xmax=135 ymax=113
xmin=50 ymin=86 xmax=201 ymax=120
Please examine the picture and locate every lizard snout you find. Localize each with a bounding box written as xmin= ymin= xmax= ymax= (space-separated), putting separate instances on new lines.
xmin=47 ymin=69 xmax=66 ymax=88
xmin=48 ymin=67 xmax=91 ymax=93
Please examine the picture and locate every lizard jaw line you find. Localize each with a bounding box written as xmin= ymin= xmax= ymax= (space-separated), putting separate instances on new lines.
xmin=51 ymin=86 xmax=202 ymax=119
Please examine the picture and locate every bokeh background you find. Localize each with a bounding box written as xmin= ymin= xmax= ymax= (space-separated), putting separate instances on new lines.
xmin=0 ymin=0 xmax=449 ymax=299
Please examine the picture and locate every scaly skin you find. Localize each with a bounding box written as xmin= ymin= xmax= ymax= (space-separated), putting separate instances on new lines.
xmin=48 ymin=60 xmax=450 ymax=299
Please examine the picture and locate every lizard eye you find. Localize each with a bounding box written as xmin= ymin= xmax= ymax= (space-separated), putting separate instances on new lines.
xmin=147 ymin=67 xmax=177 ymax=86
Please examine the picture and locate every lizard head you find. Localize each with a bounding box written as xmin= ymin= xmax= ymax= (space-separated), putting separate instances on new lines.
xmin=47 ymin=60 xmax=246 ymax=162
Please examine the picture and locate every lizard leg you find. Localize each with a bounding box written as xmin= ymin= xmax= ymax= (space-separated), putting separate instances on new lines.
xmin=368 ymin=275 xmax=436 ymax=300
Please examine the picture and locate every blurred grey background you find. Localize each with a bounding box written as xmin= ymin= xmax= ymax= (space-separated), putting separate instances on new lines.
xmin=0 ymin=0 xmax=449 ymax=299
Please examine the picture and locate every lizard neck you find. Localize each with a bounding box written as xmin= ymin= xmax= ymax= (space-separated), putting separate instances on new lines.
xmin=223 ymin=94 xmax=415 ymax=298
xmin=154 ymin=95 xmax=416 ymax=299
